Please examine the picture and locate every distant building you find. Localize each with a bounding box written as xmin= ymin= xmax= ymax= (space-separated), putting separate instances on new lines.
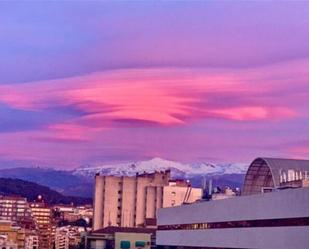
xmin=53 ymin=204 xmax=93 ymax=226
xmin=0 ymin=234 xmax=18 ymax=249
xmin=0 ymin=197 xmax=39 ymax=248
xmin=75 ymin=205 xmax=93 ymax=222
xmin=25 ymin=233 xmax=39 ymax=249
xmin=0 ymin=220 xmax=26 ymax=249
xmin=93 ymin=171 xmax=202 ymax=230
xmin=30 ymin=196 xmax=54 ymax=249
xmin=211 ymin=187 xmax=237 ymax=200
xmin=156 ymin=157 xmax=309 ymax=249
xmin=0 ymin=196 xmax=35 ymax=229
xmin=55 ymin=225 xmax=85 ymax=249
xmin=85 ymin=226 xmax=155 ymax=249
xmin=162 ymin=180 xmax=202 ymax=207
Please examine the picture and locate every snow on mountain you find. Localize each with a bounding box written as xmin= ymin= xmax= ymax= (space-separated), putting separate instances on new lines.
xmin=72 ymin=157 xmax=248 ymax=178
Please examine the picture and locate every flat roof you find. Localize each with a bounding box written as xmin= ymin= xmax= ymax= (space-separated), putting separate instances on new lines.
xmin=92 ymin=226 xmax=156 ymax=235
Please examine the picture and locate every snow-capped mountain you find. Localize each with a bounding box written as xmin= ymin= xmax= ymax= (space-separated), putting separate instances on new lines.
xmin=72 ymin=157 xmax=248 ymax=178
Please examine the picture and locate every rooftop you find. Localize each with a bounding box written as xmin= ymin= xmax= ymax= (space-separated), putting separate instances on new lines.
xmin=92 ymin=226 xmax=156 ymax=235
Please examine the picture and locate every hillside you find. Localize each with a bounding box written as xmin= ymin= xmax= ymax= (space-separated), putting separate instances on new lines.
xmin=0 ymin=178 xmax=92 ymax=205
xmin=0 ymin=167 xmax=93 ymax=197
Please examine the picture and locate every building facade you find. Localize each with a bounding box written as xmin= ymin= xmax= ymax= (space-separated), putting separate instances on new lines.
xmin=85 ymin=226 xmax=155 ymax=249
xmin=25 ymin=233 xmax=39 ymax=249
xmin=55 ymin=225 xmax=84 ymax=249
xmin=0 ymin=196 xmax=35 ymax=229
xmin=93 ymin=171 xmax=202 ymax=230
xmin=30 ymin=199 xmax=54 ymax=249
xmin=157 ymin=157 xmax=309 ymax=249
xmin=0 ymin=220 xmax=27 ymax=249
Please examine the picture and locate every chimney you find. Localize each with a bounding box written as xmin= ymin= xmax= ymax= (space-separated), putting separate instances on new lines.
xmin=208 ymin=179 xmax=213 ymax=198
xmin=202 ymin=177 xmax=207 ymax=199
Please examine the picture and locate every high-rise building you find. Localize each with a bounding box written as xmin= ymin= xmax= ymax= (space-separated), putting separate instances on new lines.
xmin=30 ymin=196 xmax=54 ymax=249
xmin=93 ymin=171 xmax=202 ymax=230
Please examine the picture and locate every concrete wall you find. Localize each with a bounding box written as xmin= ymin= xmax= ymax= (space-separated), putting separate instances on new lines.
xmin=157 ymin=187 xmax=309 ymax=249
xmin=157 ymin=226 xmax=309 ymax=249
xmin=135 ymin=177 xmax=149 ymax=226
xmin=103 ymin=177 xmax=121 ymax=227
xmin=158 ymin=187 xmax=309 ymax=225
xmin=94 ymin=172 xmax=171 ymax=229
xmin=146 ymin=186 xmax=157 ymax=219
xmin=115 ymin=232 xmax=151 ymax=249
xmin=89 ymin=239 xmax=106 ymax=249
xmin=162 ymin=186 xmax=202 ymax=208
xmin=121 ymin=177 xmax=137 ymax=227
xmin=93 ymin=175 xmax=104 ymax=230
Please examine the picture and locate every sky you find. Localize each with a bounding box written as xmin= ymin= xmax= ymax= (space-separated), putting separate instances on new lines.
xmin=1 ymin=1 xmax=309 ymax=169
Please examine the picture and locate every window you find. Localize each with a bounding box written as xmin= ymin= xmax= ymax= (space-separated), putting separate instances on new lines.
xmin=120 ymin=241 xmax=131 ymax=249
xmin=288 ymin=169 xmax=295 ymax=182
xmin=135 ymin=241 xmax=146 ymax=247
xmin=158 ymin=217 xmax=309 ymax=230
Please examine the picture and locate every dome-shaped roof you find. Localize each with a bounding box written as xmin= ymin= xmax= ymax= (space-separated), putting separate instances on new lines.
xmin=243 ymin=157 xmax=309 ymax=195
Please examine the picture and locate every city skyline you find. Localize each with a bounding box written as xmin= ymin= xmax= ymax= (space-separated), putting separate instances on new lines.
xmin=1 ymin=1 xmax=309 ymax=169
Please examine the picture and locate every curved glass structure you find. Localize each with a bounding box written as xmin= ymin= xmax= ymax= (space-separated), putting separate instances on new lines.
xmin=243 ymin=157 xmax=309 ymax=195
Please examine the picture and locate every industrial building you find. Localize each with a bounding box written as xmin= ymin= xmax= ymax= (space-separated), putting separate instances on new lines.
xmin=243 ymin=157 xmax=309 ymax=195
xmin=93 ymin=170 xmax=202 ymax=230
xmin=156 ymin=157 xmax=309 ymax=249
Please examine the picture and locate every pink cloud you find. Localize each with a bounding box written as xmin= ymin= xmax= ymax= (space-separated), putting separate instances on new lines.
xmin=0 ymin=61 xmax=303 ymax=129
xmin=44 ymin=123 xmax=91 ymax=142
xmin=1 ymin=59 xmax=308 ymax=168
xmin=209 ymin=106 xmax=296 ymax=121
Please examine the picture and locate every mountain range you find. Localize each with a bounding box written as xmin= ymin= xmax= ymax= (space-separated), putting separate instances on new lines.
xmin=0 ymin=158 xmax=248 ymax=198
xmin=73 ymin=157 xmax=248 ymax=177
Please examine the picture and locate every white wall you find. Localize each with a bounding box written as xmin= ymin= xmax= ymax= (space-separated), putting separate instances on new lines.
xmin=157 ymin=187 xmax=309 ymax=249
xmin=158 ymin=187 xmax=309 ymax=225
xmin=157 ymin=226 xmax=309 ymax=249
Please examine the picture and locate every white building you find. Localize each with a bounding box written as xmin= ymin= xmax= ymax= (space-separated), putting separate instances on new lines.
xmin=25 ymin=234 xmax=39 ymax=249
xmin=55 ymin=226 xmax=83 ymax=249
xmin=0 ymin=234 xmax=18 ymax=249
xmin=157 ymin=158 xmax=309 ymax=249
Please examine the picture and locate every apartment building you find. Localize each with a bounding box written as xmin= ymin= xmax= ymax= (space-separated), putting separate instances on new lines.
xmin=0 ymin=220 xmax=26 ymax=249
xmin=25 ymin=233 xmax=39 ymax=249
xmin=30 ymin=197 xmax=54 ymax=249
xmin=0 ymin=196 xmax=35 ymax=229
xmin=93 ymin=170 xmax=202 ymax=230
xmin=55 ymin=226 xmax=83 ymax=249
